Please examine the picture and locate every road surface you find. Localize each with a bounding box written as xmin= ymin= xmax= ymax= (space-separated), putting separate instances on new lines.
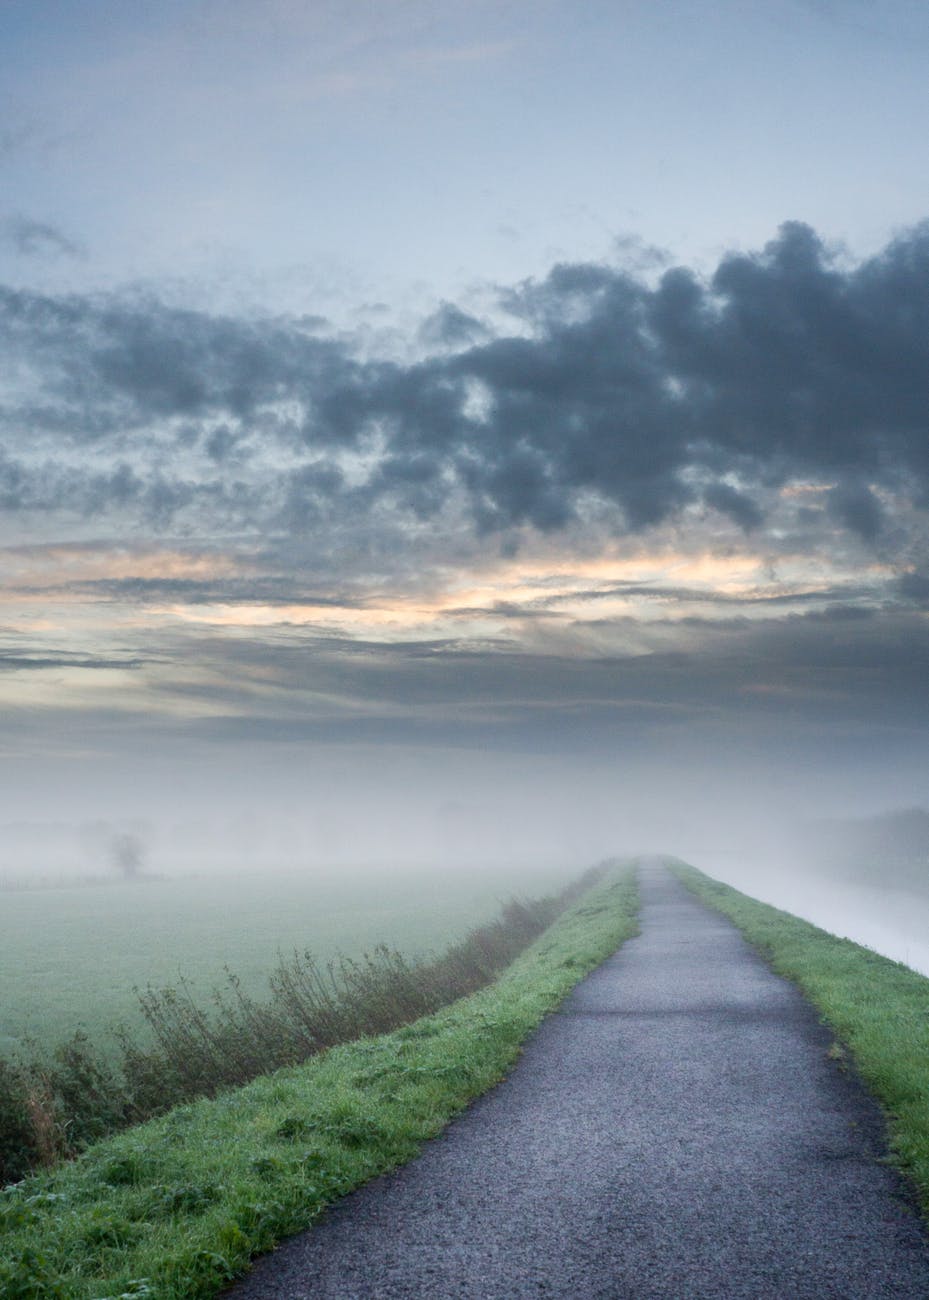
xmin=223 ymin=866 xmax=929 ymax=1298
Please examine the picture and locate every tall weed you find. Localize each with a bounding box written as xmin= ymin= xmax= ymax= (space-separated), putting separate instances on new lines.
xmin=0 ymin=868 xmax=602 ymax=1183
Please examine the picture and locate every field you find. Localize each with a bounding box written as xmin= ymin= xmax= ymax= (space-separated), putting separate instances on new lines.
xmin=0 ymin=867 xmax=639 ymax=1300
xmin=0 ymin=862 xmax=574 ymax=1059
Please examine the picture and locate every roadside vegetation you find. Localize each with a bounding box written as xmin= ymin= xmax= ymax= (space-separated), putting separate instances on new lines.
xmin=0 ymin=865 xmax=638 ymax=1300
xmin=0 ymin=869 xmax=603 ymax=1185
xmin=0 ymin=863 xmax=575 ymax=1057
xmin=674 ymin=861 xmax=929 ymax=1216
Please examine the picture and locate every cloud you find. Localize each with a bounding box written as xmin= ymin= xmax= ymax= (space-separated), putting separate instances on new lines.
xmin=17 ymin=575 xmax=366 ymax=608
xmin=0 ymin=651 xmax=146 ymax=671
xmin=702 ymin=482 xmax=764 ymax=531
xmin=418 ymin=303 xmax=489 ymax=349
xmin=897 ymin=571 xmax=929 ymax=605
xmin=2 ymin=219 xmax=929 ymax=564
xmin=102 ymin=598 xmax=929 ymax=757
xmin=826 ymin=481 xmax=884 ymax=541
xmin=2 ymin=215 xmax=82 ymax=258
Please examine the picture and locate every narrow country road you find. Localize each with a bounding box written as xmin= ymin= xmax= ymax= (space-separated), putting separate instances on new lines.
xmin=222 ymin=867 xmax=929 ymax=1298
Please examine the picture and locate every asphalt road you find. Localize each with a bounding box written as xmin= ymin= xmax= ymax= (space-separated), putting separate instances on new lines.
xmin=222 ymin=867 xmax=929 ymax=1298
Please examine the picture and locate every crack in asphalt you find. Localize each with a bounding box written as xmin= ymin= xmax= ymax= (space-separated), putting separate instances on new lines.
xmin=222 ymin=867 xmax=929 ymax=1298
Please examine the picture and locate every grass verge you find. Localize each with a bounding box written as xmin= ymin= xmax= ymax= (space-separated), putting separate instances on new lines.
xmin=0 ymin=866 xmax=638 ymax=1300
xmin=674 ymin=860 xmax=929 ymax=1217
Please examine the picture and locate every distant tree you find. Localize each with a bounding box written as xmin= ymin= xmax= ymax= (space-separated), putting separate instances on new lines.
xmin=109 ymin=831 xmax=145 ymax=881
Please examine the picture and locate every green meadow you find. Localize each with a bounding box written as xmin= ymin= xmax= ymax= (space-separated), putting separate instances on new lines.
xmin=0 ymin=866 xmax=638 ymax=1300
xmin=0 ymin=863 xmax=573 ymax=1059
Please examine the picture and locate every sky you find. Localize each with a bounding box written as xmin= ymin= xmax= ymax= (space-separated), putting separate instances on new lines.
xmin=2 ymin=0 xmax=929 ymax=874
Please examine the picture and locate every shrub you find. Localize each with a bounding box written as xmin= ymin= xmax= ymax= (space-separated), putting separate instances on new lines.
xmin=0 ymin=1059 xmax=38 ymax=1184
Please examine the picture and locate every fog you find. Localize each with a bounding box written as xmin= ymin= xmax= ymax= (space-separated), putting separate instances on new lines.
xmin=2 ymin=738 xmax=927 ymax=976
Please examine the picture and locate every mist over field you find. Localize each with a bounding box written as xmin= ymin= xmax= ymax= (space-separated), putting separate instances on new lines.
xmin=5 ymin=762 xmax=929 ymax=975
xmin=2 ymin=748 xmax=925 ymax=881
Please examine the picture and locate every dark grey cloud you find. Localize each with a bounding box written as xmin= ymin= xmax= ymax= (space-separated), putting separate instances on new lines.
xmin=0 ymin=650 xmax=146 ymax=671
xmin=897 ymin=571 xmax=929 ymax=605
xmin=418 ymin=302 xmax=489 ymax=349
xmin=126 ymin=601 xmax=929 ymax=756
xmin=16 ymin=576 xmax=366 ymax=608
xmin=702 ymin=482 xmax=765 ymax=531
xmin=0 ymin=284 xmax=352 ymax=440
xmin=3 ymin=220 xmax=929 ymax=554
xmin=827 ymin=481 xmax=884 ymax=541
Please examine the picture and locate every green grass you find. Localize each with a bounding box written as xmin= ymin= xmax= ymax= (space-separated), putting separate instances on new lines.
xmin=674 ymin=860 xmax=929 ymax=1216
xmin=0 ymin=863 xmax=574 ymax=1057
xmin=0 ymin=866 xmax=638 ymax=1300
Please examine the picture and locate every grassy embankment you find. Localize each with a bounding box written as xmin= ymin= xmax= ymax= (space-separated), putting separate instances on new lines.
xmin=674 ymin=861 xmax=929 ymax=1214
xmin=1 ymin=866 xmax=638 ymax=1300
